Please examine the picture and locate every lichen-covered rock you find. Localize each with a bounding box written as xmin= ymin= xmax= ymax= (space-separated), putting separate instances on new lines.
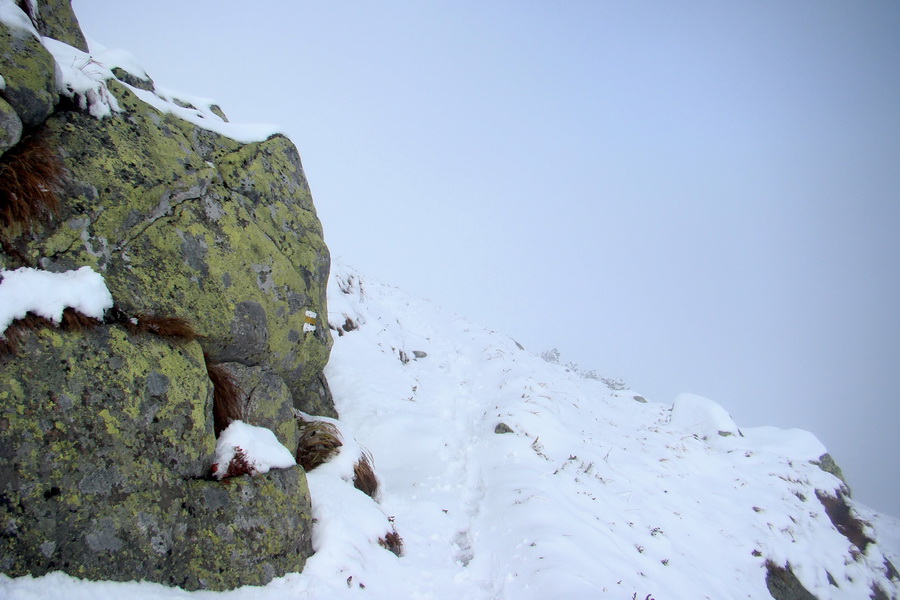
xmin=0 ymin=0 xmax=328 ymax=589
xmin=111 ymin=66 xmax=155 ymax=92
xmin=0 ymin=96 xmax=23 ymax=154
xmin=223 ymin=361 xmax=300 ymax=451
xmin=0 ymin=16 xmax=58 ymax=129
xmin=28 ymin=79 xmax=333 ymax=417
xmin=765 ymin=562 xmax=818 ymax=600
xmin=32 ymin=0 xmax=89 ymax=52
xmin=0 ymin=325 xmax=312 ymax=590
xmin=812 ymin=452 xmax=849 ymax=490
xmin=179 ymin=468 xmax=312 ymax=590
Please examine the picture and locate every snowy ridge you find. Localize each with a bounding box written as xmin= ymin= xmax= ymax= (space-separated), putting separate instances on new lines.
xmin=318 ymin=262 xmax=898 ymax=599
xmin=1 ymin=262 xmax=897 ymax=599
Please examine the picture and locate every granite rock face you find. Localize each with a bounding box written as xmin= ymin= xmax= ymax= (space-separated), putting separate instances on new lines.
xmin=0 ymin=0 xmax=328 ymax=590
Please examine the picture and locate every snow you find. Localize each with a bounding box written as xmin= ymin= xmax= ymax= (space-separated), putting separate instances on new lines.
xmin=3 ymin=261 xmax=896 ymax=599
xmin=0 ymin=266 xmax=113 ymax=336
xmin=669 ymin=391 xmax=741 ymax=439
xmin=0 ymin=0 xmax=279 ymax=138
xmin=211 ymin=421 xmax=296 ymax=479
xmin=87 ymin=40 xmax=150 ymax=84
xmin=40 ymin=36 xmax=121 ymax=119
xmin=85 ymin=34 xmax=284 ymax=143
xmin=0 ymin=0 xmax=38 ymax=36
xmin=0 ymin=0 xmax=119 ymax=118
xmin=127 ymin=85 xmax=283 ymax=143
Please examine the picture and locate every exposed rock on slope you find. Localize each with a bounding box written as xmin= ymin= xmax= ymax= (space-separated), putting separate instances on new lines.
xmin=0 ymin=0 xmax=330 ymax=590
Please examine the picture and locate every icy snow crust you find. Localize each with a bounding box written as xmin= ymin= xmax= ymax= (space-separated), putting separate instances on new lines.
xmin=3 ymin=262 xmax=897 ymax=599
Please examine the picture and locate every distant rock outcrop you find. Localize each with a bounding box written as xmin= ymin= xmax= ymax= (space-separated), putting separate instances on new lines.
xmin=0 ymin=0 xmax=330 ymax=590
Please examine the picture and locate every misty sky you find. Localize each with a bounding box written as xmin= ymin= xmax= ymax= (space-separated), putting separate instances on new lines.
xmin=71 ymin=1 xmax=899 ymax=514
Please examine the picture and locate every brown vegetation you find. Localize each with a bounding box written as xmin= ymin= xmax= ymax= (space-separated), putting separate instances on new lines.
xmin=378 ymin=531 xmax=403 ymax=557
xmin=130 ymin=314 xmax=198 ymax=341
xmin=60 ymin=307 xmax=102 ymax=332
xmin=296 ymin=419 xmax=342 ymax=471
xmin=378 ymin=516 xmax=403 ymax=557
xmin=211 ymin=447 xmax=255 ymax=479
xmin=0 ymin=132 xmax=64 ymax=235
xmin=103 ymin=306 xmax=198 ymax=342
xmin=0 ymin=309 xmax=100 ymax=356
xmin=205 ymin=355 xmax=243 ymax=437
xmin=353 ymin=451 xmax=379 ymax=499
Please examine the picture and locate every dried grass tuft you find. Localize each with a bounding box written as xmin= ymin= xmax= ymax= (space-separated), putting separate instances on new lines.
xmin=103 ymin=306 xmax=199 ymax=342
xmin=378 ymin=518 xmax=404 ymax=557
xmin=353 ymin=450 xmax=379 ymax=499
xmin=205 ymin=355 xmax=243 ymax=437
xmin=1 ymin=310 xmax=95 ymax=356
xmin=296 ymin=419 xmax=342 ymax=471
xmin=0 ymin=133 xmax=64 ymax=234
xmin=60 ymin=307 xmax=101 ymax=332
xmin=132 ymin=314 xmax=198 ymax=341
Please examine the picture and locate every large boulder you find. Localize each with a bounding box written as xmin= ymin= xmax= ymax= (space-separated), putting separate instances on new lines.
xmin=0 ymin=14 xmax=57 ymax=131
xmin=33 ymin=0 xmax=89 ymax=52
xmin=0 ymin=0 xmax=330 ymax=590
xmin=29 ymin=80 xmax=334 ymax=417
xmin=222 ymin=361 xmax=300 ymax=451
xmin=0 ymin=327 xmax=313 ymax=590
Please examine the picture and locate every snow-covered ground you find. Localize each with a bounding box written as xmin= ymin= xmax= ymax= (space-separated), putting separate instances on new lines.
xmin=3 ymin=261 xmax=897 ymax=599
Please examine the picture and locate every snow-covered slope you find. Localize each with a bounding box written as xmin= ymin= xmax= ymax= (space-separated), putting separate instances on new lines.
xmin=2 ymin=261 xmax=897 ymax=599
xmin=314 ymin=262 xmax=899 ymax=600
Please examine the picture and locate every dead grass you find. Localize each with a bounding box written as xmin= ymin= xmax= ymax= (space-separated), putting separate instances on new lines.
xmin=103 ymin=306 xmax=199 ymax=342
xmin=0 ymin=309 xmax=99 ymax=356
xmin=378 ymin=516 xmax=403 ymax=557
xmin=130 ymin=314 xmax=198 ymax=341
xmin=0 ymin=132 xmax=64 ymax=235
xmin=378 ymin=531 xmax=404 ymax=557
xmin=205 ymin=355 xmax=243 ymax=437
xmin=353 ymin=450 xmax=379 ymax=499
xmin=296 ymin=419 xmax=343 ymax=471
xmin=0 ymin=313 xmax=46 ymax=355
xmin=60 ymin=307 xmax=102 ymax=332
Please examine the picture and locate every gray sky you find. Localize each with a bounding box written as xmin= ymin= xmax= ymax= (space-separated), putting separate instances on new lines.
xmin=72 ymin=1 xmax=900 ymax=515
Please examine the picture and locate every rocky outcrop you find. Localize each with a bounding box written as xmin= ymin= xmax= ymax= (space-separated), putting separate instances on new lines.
xmin=0 ymin=0 xmax=329 ymax=590
xmin=0 ymin=327 xmax=313 ymax=589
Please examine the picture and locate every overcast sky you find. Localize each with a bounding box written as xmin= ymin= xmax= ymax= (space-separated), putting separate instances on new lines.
xmin=71 ymin=1 xmax=899 ymax=515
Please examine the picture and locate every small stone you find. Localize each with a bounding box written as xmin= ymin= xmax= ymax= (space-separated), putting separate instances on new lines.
xmin=494 ymin=423 xmax=514 ymax=434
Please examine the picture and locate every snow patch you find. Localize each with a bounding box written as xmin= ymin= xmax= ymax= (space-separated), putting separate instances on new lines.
xmin=128 ymin=85 xmax=282 ymax=143
xmin=0 ymin=266 xmax=113 ymax=336
xmin=41 ymin=37 xmax=120 ymax=119
xmin=211 ymin=421 xmax=295 ymax=480
xmin=0 ymin=1 xmax=39 ymax=37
